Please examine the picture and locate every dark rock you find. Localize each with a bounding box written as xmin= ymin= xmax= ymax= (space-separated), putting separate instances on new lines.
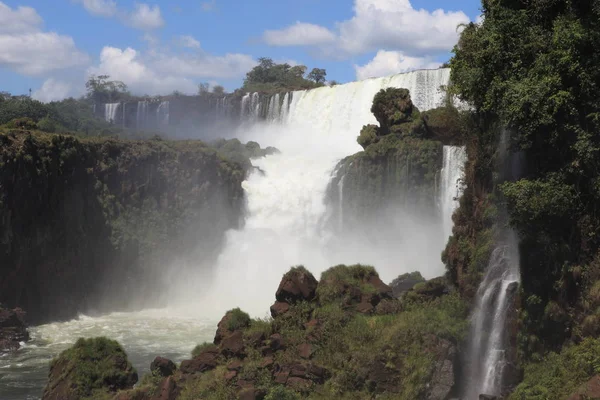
xmin=220 ymin=330 xmax=245 ymax=358
xmin=238 ymin=387 xmax=265 ymax=400
xmin=367 ymin=275 xmax=394 ymax=299
xmin=214 ymin=309 xmax=250 ymax=345
xmin=276 ymin=266 xmax=318 ymax=303
xmin=274 ymin=369 xmax=290 ymax=384
xmin=270 ymin=301 xmax=290 ymax=318
xmin=298 ymin=343 xmax=313 ymax=359
xmin=268 ymin=333 xmax=285 ymax=351
xmin=0 ymin=307 xmax=29 ymax=352
xmin=365 ymin=356 xmax=402 ymax=393
xmin=427 ymin=338 xmax=457 ymax=400
xmin=150 ymin=357 xmax=176 ymax=377
xmin=307 ymin=364 xmax=329 ymax=384
xmin=479 ymin=395 xmax=500 ymax=400
xmin=180 ymin=349 xmax=219 ymax=374
xmin=355 ymin=300 xmax=375 ymax=314
xmin=245 ymin=331 xmax=266 ymax=348
xmin=389 ymin=271 xmax=425 ymax=298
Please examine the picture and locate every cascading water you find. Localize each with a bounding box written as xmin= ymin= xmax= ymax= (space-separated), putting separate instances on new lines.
xmin=463 ymin=232 xmax=520 ymax=399
xmin=104 ymin=103 xmax=120 ymax=123
xmin=157 ymin=100 xmax=170 ymax=126
xmin=185 ymin=68 xmax=454 ymax=318
xmin=136 ymin=101 xmax=148 ymax=130
xmin=440 ymin=146 xmax=467 ymax=241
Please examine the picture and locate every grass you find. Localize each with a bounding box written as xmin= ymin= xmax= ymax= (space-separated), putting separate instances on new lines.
xmin=191 ymin=342 xmax=217 ymax=358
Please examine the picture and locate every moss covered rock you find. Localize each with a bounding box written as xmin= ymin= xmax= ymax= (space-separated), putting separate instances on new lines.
xmin=42 ymin=337 xmax=137 ymax=400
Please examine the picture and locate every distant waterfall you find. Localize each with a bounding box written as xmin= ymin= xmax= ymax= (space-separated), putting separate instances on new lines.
xmin=104 ymin=103 xmax=120 ymax=123
xmin=440 ymin=146 xmax=467 ymax=241
xmin=136 ymin=101 xmax=148 ymax=130
xmin=463 ymin=232 xmax=520 ymax=399
xmin=157 ymin=101 xmax=170 ymax=126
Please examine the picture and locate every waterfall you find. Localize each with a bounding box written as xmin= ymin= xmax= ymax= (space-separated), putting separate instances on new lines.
xmin=464 ymin=232 xmax=520 ymax=399
xmin=136 ymin=101 xmax=148 ymax=130
xmin=440 ymin=146 xmax=467 ymax=241
xmin=157 ymin=101 xmax=170 ymax=126
xmin=250 ymin=92 xmax=260 ymax=121
xmin=280 ymin=92 xmax=291 ymax=122
xmin=187 ymin=68 xmax=453 ymax=318
xmin=104 ymin=103 xmax=120 ymax=123
xmin=241 ymin=93 xmax=250 ymax=119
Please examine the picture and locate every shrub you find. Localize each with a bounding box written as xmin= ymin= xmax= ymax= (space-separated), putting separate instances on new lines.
xmin=226 ymin=308 xmax=251 ymax=331
xmin=265 ymin=385 xmax=301 ymax=400
xmin=191 ymin=342 xmax=217 ymax=358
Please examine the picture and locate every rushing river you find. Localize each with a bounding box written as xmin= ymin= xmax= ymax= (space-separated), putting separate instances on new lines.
xmin=0 ymin=309 xmax=216 ymax=400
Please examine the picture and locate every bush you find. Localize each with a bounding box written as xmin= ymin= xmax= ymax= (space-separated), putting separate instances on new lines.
xmin=265 ymin=385 xmax=301 ymax=400
xmin=226 ymin=308 xmax=251 ymax=331
xmin=191 ymin=342 xmax=217 ymax=358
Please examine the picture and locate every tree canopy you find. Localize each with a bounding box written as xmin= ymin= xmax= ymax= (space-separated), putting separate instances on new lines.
xmin=86 ymin=75 xmax=129 ymax=103
xmin=242 ymin=57 xmax=327 ymax=93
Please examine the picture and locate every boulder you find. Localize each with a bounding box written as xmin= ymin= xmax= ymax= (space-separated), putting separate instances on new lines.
xmin=389 ymin=272 xmax=425 ymax=298
xmin=427 ymin=337 xmax=457 ymax=400
xmin=180 ymin=348 xmax=219 ymax=374
xmin=270 ymin=301 xmax=290 ymax=318
xmin=220 ymin=330 xmax=245 ymax=358
xmin=276 ymin=266 xmax=318 ymax=303
xmin=566 ymin=373 xmax=600 ymax=399
xmin=42 ymin=337 xmax=137 ymax=400
xmin=214 ymin=308 xmax=250 ymax=345
xmin=150 ymin=356 xmax=177 ymax=377
xmin=0 ymin=306 xmax=29 ymax=352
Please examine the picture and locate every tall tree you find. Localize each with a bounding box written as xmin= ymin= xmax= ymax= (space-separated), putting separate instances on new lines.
xmin=308 ymin=68 xmax=327 ymax=84
xmin=85 ymin=75 xmax=128 ymax=103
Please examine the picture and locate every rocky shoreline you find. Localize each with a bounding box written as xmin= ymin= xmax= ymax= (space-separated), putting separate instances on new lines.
xmin=0 ymin=305 xmax=29 ymax=353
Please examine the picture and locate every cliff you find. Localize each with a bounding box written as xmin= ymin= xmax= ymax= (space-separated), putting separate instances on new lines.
xmin=0 ymin=129 xmax=254 ymax=323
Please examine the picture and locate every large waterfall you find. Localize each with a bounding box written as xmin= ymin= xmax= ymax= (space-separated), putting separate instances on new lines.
xmin=186 ymin=68 xmax=456 ymax=318
xmin=441 ymin=146 xmax=467 ymax=241
xmin=104 ymin=103 xmax=120 ymax=123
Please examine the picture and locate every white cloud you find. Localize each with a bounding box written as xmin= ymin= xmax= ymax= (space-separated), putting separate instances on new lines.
xmin=128 ymin=3 xmax=164 ymax=30
xmin=0 ymin=2 xmax=42 ymax=33
xmin=262 ymin=0 xmax=470 ymax=58
xmin=263 ymin=22 xmax=336 ymax=46
xmin=354 ymin=50 xmax=440 ymax=80
xmin=178 ymin=35 xmax=201 ymax=49
xmin=73 ymin=0 xmax=117 ymax=17
xmin=0 ymin=2 xmax=89 ymax=75
xmin=87 ymin=46 xmax=256 ymax=95
xmin=32 ymin=78 xmax=76 ymax=102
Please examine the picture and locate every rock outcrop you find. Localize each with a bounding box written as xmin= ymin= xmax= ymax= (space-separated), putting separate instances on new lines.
xmin=0 ymin=305 xmax=29 ymax=352
xmin=389 ymin=271 xmax=425 ymax=298
xmin=42 ymin=337 xmax=137 ymax=400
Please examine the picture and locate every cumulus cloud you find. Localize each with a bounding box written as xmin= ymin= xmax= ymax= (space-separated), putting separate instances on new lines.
xmin=262 ymin=0 xmax=470 ymax=58
xmin=73 ymin=0 xmax=117 ymax=17
xmin=354 ymin=50 xmax=440 ymax=80
xmin=0 ymin=2 xmax=89 ymax=75
xmin=73 ymin=1 xmax=164 ymax=30
xmin=128 ymin=3 xmax=164 ymax=30
xmin=263 ymin=22 xmax=336 ymax=46
xmin=32 ymin=78 xmax=77 ymax=102
xmin=87 ymin=46 xmax=256 ymax=95
xmin=178 ymin=35 xmax=201 ymax=49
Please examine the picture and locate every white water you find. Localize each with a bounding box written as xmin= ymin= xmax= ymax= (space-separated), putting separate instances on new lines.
xmin=464 ymin=231 xmax=520 ymax=399
xmin=440 ymin=146 xmax=467 ymax=241
xmin=157 ymin=100 xmax=170 ymax=126
xmin=136 ymin=101 xmax=148 ymax=130
xmin=0 ymin=309 xmax=214 ymax=400
xmin=104 ymin=103 xmax=120 ymax=123
xmin=182 ymin=68 xmax=454 ymax=319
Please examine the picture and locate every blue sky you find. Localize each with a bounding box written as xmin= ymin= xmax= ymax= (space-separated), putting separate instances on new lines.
xmin=0 ymin=0 xmax=482 ymax=101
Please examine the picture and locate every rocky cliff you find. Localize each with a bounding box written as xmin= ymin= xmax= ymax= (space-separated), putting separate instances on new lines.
xmin=0 ymin=130 xmax=254 ymax=323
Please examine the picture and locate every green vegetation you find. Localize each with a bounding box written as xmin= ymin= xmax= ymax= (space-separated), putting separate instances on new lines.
xmin=45 ymin=337 xmax=137 ymax=399
xmin=192 ymin=342 xmax=217 ymax=358
xmin=265 ymin=386 xmax=302 ymax=400
xmin=509 ymin=338 xmax=600 ymax=400
xmin=225 ymin=308 xmax=251 ymax=331
xmin=241 ymin=57 xmax=327 ymax=94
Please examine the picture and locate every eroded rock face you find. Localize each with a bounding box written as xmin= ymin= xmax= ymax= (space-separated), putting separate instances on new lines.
xmin=0 ymin=306 xmax=29 ymax=352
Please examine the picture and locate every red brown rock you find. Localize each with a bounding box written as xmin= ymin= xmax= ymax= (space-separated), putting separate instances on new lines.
xmin=270 ymin=301 xmax=290 ymax=318
xmin=298 ymin=343 xmax=313 ymax=359
xmin=224 ymin=370 xmax=237 ymax=381
xmin=179 ymin=349 xmax=219 ymax=374
xmin=220 ymin=330 xmax=245 ymax=358
xmin=150 ymin=357 xmax=176 ymax=377
xmin=567 ymin=375 xmax=600 ymax=400
xmin=260 ymin=357 xmax=274 ymax=369
xmin=276 ymin=267 xmax=318 ymax=303
xmin=153 ymin=376 xmax=178 ymax=400
xmin=227 ymin=359 xmax=243 ymax=371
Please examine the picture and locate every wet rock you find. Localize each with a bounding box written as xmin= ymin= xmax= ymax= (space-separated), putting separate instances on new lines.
xmin=180 ymin=349 xmax=219 ymax=374
xmin=150 ymin=357 xmax=176 ymax=377
xmin=0 ymin=306 xmax=29 ymax=352
xmin=389 ymin=271 xmax=425 ymax=298
xmin=270 ymin=301 xmax=290 ymax=318
xmin=276 ymin=266 xmax=318 ymax=303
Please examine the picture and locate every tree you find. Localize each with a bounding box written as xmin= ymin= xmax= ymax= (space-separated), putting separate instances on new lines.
xmin=198 ymin=82 xmax=210 ymax=95
xmin=85 ymin=75 xmax=128 ymax=103
xmin=329 ymin=80 xmax=339 ymax=86
xmin=290 ymin=65 xmax=307 ymax=79
xmin=212 ymin=85 xmax=225 ymax=95
xmin=308 ymin=68 xmax=327 ymax=84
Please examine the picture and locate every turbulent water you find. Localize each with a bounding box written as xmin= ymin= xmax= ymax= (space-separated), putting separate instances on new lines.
xmin=0 ymin=309 xmax=214 ymax=400
xmin=1 ymin=68 xmax=462 ymax=398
